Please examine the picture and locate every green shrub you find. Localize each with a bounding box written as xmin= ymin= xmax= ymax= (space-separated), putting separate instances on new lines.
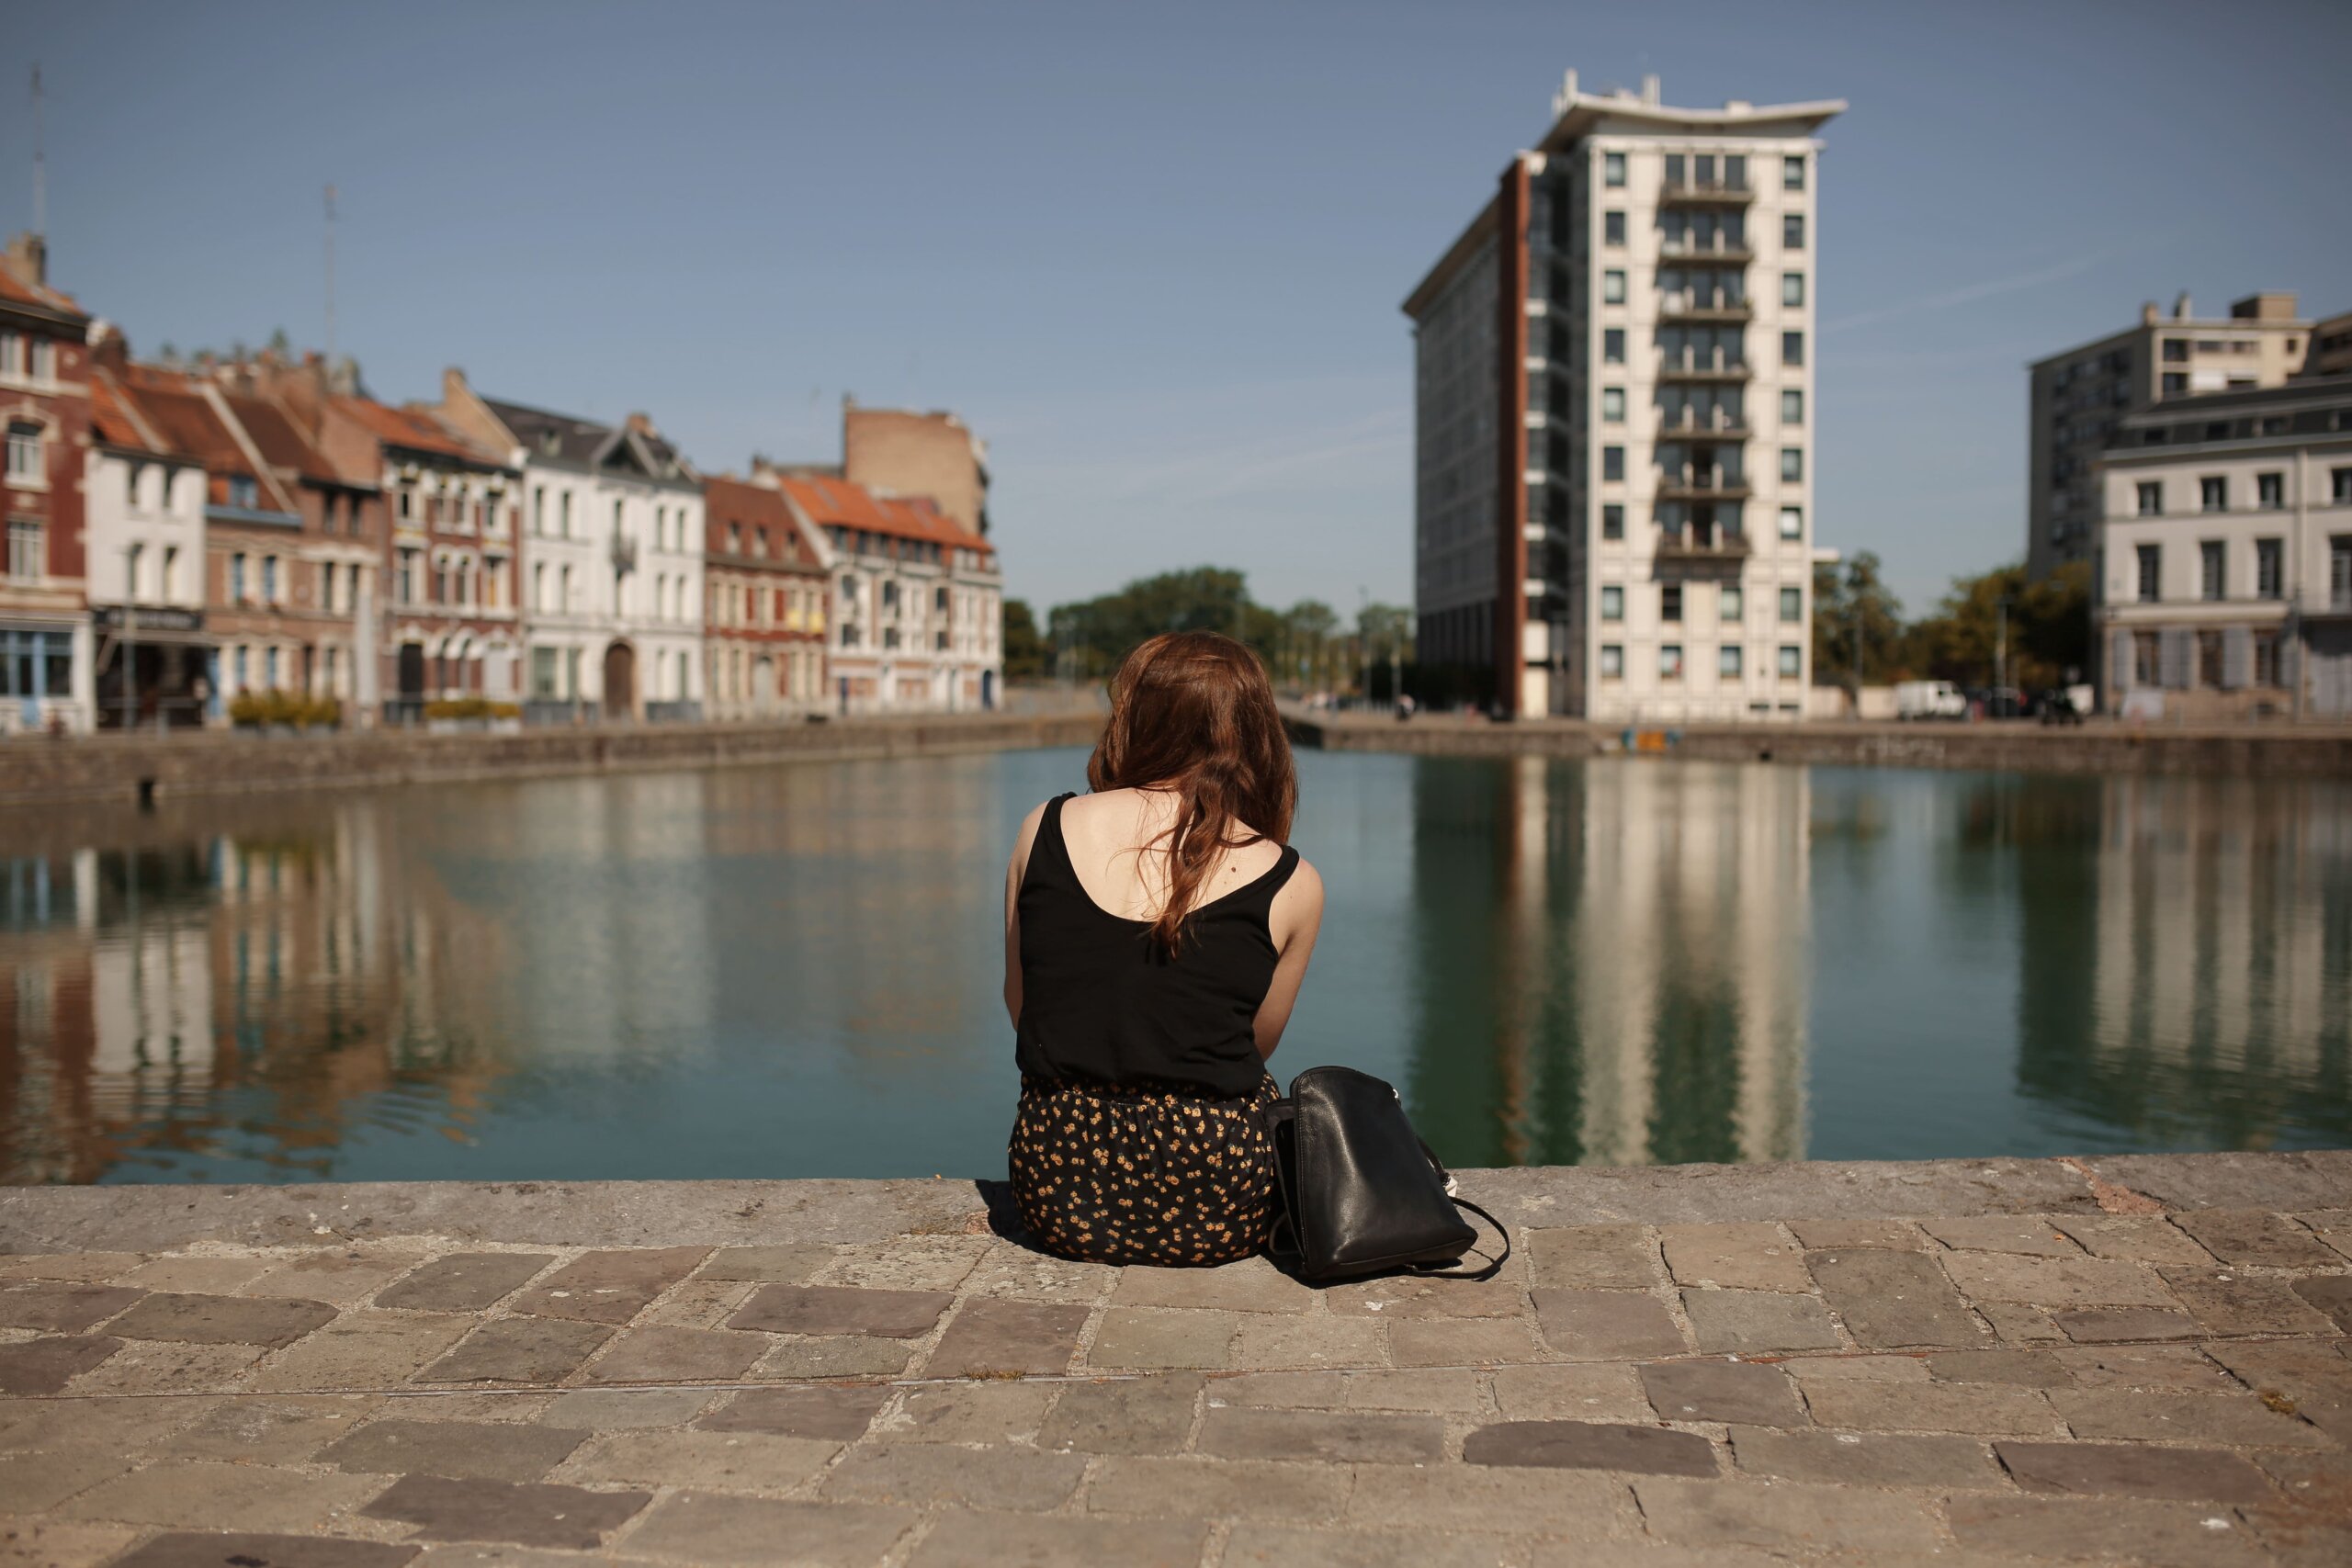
xmin=229 ymin=688 xmax=341 ymax=728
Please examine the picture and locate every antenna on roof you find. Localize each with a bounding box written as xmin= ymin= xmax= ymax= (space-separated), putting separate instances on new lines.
xmin=323 ymin=185 xmax=337 ymax=366
xmin=30 ymin=64 xmax=45 ymax=239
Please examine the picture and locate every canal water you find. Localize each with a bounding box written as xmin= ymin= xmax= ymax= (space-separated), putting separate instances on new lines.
xmin=3 ymin=749 xmax=2346 ymax=1184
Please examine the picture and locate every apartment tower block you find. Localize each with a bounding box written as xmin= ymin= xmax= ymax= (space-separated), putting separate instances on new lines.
xmin=1407 ymin=73 xmax=1842 ymax=719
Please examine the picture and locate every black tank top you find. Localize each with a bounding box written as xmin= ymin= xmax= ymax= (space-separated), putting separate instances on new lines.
xmin=1014 ymin=793 xmax=1300 ymax=1100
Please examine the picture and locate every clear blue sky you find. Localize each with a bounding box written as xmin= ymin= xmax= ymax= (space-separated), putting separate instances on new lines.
xmin=10 ymin=0 xmax=2347 ymax=618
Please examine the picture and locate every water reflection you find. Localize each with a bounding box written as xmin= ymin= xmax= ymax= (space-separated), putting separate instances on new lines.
xmin=1399 ymin=758 xmax=1808 ymax=1169
xmin=2 ymin=750 xmax=2346 ymax=1183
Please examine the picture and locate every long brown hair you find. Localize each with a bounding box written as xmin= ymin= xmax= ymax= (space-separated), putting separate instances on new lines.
xmin=1086 ymin=631 xmax=1296 ymax=955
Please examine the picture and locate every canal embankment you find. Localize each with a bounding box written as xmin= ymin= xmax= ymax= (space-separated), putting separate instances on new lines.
xmin=0 ymin=1149 xmax=2345 ymax=1565
xmin=0 ymin=709 xmax=1110 ymax=810
xmin=1286 ymin=708 xmax=2352 ymax=775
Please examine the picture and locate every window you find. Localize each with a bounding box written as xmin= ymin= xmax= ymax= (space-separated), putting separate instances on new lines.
xmin=1719 ymin=644 xmax=1743 ymax=676
xmin=1781 ymin=447 xmax=1804 ymax=481
xmin=1782 ymin=272 xmax=1804 ymax=307
xmin=1781 ymin=389 xmax=1804 ymax=425
xmin=2162 ymin=338 xmax=2188 ymax=363
xmin=1666 ymin=153 xmax=1684 ymax=186
xmin=560 ymin=491 xmax=574 ymax=536
xmin=532 ymin=486 xmax=546 ymax=534
xmin=2199 ymin=540 xmax=2224 ymax=601
xmin=318 ymin=560 xmax=334 ymax=613
xmin=1603 ymin=328 xmax=1625 ymax=365
xmin=2137 ymin=480 xmax=2163 ymax=517
xmin=2197 ymin=630 xmax=2224 ymax=688
xmin=2336 ymin=468 xmax=2352 ymax=504
xmin=1778 ymin=505 xmax=1803 ymax=540
xmin=1599 ymin=585 xmax=1623 ymax=621
xmin=1660 ymin=644 xmax=1683 ymax=679
xmin=2200 ymin=476 xmax=2226 ymax=513
xmin=1781 ymin=332 xmax=1804 ymax=367
xmin=2256 ymin=537 xmax=2283 ymax=599
xmin=1782 ymin=154 xmax=1804 ymax=191
xmin=0 ymin=331 xmax=16 ymax=375
xmin=162 ymin=545 xmax=178 ymax=602
xmin=1782 ymin=213 xmax=1804 ymax=249
xmin=2254 ymin=630 xmax=2281 ymax=689
xmin=230 ymin=475 xmax=256 ymax=508
xmin=1721 ymin=585 xmax=1743 ymax=620
xmin=2258 ymin=472 xmax=2283 ymax=510
xmin=2162 ymin=372 xmax=2188 ymax=395
xmin=1602 ymin=503 xmax=1624 ymax=540
xmin=1600 ymin=643 xmax=1623 ymax=677
xmin=1603 ymin=151 xmax=1625 ymax=187
xmin=1603 ymin=270 xmax=1626 ymax=305
xmin=1661 ymin=584 xmax=1682 ymax=622
xmin=1601 ymin=388 xmax=1625 ymax=422
xmin=2336 ymin=537 xmax=2352 ymax=610
xmin=1604 ymin=210 xmax=1625 ymax=246
xmin=232 ymin=646 xmax=248 ymax=691
xmin=266 ymin=647 xmax=280 ymax=688
xmin=1603 ymin=446 xmax=1624 ymax=481
xmin=1780 ymin=587 xmax=1802 ymax=623
xmin=6 ymin=518 xmax=39 ymax=581
xmin=1778 ymin=645 xmax=1802 ymax=678
xmin=2136 ymin=543 xmax=2161 ymax=603
xmin=230 ymin=552 xmax=248 ymax=603
xmin=1724 ymin=154 xmax=1747 ymax=191
xmin=535 ymin=561 xmax=548 ymax=611
xmin=5 ymin=421 xmax=40 ymax=479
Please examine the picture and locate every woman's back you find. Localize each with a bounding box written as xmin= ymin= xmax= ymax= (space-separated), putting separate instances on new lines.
xmin=1013 ymin=790 xmax=1297 ymax=1099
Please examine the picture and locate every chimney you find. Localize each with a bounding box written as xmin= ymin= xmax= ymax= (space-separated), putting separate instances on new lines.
xmin=1641 ymin=73 xmax=1661 ymax=105
xmin=2173 ymin=291 xmax=2193 ymax=321
xmin=2141 ymin=301 xmax=2160 ymax=326
xmin=88 ymin=320 xmax=129 ymax=373
xmin=2 ymin=232 xmax=48 ymax=289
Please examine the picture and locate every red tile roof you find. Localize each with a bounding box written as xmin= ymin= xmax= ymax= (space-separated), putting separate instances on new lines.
xmin=776 ymin=475 xmax=993 ymax=560
xmin=89 ymin=376 xmax=161 ymax=453
xmin=705 ymin=477 xmax=823 ymax=564
xmin=333 ymin=396 xmax=499 ymax=464
xmin=226 ymin=392 xmax=339 ymax=484
xmin=0 ymin=266 xmax=85 ymax=318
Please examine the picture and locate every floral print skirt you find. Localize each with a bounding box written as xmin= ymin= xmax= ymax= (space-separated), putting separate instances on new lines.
xmin=1008 ymin=1071 xmax=1281 ymax=1268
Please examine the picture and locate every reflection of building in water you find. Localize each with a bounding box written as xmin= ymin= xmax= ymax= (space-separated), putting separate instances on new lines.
xmin=0 ymin=798 xmax=512 ymax=1181
xmin=2018 ymin=775 xmax=2352 ymax=1147
xmin=1408 ymin=755 xmax=1808 ymax=1168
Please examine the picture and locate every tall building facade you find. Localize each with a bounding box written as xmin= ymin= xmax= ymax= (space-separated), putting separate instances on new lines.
xmin=2096 ymin=378 xmax=2352 ymax=719
xmin=1406 ymin=73 xmax=1840 ymax=719
xmin=842 ymin=402 xmax=991 ymax=538
xmin=2028 ymin=291 xmax=2312 ymax=581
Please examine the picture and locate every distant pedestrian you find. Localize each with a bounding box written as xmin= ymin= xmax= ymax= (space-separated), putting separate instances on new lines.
xmin=1001 ymin=632 xmax=1325 ymax=1267
xmin=1396 ymin=693 xmax=1416 ymax=722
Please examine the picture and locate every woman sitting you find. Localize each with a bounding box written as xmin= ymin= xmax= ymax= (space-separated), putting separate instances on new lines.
xmin=1002 ymin=631 xmax=1325 ymax=1267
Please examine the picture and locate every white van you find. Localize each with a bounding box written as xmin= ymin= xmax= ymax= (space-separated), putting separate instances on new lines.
xmin=1894 ymin=680 xmax=1967 ymax=721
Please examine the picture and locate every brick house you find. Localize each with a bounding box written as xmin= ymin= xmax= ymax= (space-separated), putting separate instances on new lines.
xmin=0 ymin=234 xmax=95 ymax=732
xmin=85 ymin=339 xmax=214 ymax=728
xmin=701 ymin=474 xmax=831 ymax=719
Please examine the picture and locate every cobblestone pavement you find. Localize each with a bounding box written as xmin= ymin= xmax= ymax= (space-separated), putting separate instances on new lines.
xmin=1 ymin=1153 xmax=2347 ymax=1565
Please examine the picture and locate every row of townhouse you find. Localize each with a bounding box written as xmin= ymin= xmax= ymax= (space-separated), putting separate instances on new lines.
xmin=0 ymin=237 xmax=1002 ymax=733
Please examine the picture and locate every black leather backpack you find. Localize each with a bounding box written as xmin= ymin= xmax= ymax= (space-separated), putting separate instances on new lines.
xmin=1263 ymin=1066 xmax=1510 ymax=1282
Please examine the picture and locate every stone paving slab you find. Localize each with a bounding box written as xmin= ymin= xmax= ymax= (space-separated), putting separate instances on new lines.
xmin=0 ymin=1149 xmax=2345 ymax=1564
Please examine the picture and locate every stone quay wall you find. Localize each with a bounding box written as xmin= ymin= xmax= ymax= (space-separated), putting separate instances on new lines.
xmin=0 ymin=1150 xmax=2346 ymax=1565
xmin=1287 ymin=712 xmax=2352 ymax=776
xmin=0 ymin=711 xmax=1109 ymax=810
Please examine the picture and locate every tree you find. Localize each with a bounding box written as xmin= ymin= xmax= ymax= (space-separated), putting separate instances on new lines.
xmin=266 ymin=327 xmax=291 ymax=357
xmin=1046 ymin=567 xmax=1258 ymax=680
xmin=1812 ymin=551 xmax=1905 ymax=693
xmin=1001 ymin=599 xmax=1046 ymax=680
xmin=1894 ymin=560 xmax=2090 ymax=692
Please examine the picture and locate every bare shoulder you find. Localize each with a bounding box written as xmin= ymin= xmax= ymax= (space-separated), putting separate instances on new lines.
xmin=1276 ymin=853 xmax=1325 ymax=914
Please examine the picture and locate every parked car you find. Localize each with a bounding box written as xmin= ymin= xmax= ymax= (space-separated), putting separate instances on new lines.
xmin=2037 ymin=688 xmax=2086 ymax=726
xmin=1894 ymin=680 xmax=1967 ymax=721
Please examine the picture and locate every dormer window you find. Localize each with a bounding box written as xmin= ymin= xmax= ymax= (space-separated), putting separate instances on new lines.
xmin=230 ymin=475 xmax=257 ymax=508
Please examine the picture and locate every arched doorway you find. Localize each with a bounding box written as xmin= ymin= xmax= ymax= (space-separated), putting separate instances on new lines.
xmin=981 ymin=669 xmax=996 ymax=710
xmin=602 ymin=641 xmax=637 ymax=721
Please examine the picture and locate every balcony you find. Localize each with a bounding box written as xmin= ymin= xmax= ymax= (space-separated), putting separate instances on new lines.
xmin=1656 ymin=472 xmax=1751 ymax=505
xmin=1657 ymin=357 xmax=1750 ymax=385
xmin=1658 ymin=243 xmax=1754 ymax=266
xmin=1657 ymin=415 xmax=1750 ymax=441
xmin=1656 ymin=524 xmax=1752 ymax=562
xmin=1658 ymin=299 xmax=1752 ymax=326
xmin=1659 ymin=177 xmax=1753 ymax=207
